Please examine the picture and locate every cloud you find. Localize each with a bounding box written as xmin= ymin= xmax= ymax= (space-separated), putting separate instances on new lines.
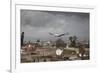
xmin=21 ymin=10 xmax=89 ymax=42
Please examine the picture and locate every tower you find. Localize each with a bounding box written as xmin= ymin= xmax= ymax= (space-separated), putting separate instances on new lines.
xmin=21 ymin=32 xmax=24 ymax=46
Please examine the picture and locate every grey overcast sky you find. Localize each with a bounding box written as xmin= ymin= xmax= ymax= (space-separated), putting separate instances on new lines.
xmin=21 ymin=10 xmax=89 ymax=42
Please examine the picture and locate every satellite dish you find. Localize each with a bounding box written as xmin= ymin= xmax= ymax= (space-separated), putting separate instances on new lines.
xmin=56 ymin=49 xmax=63 ymax=56
xmin=28 ymin=44 xmax=31 ymax=48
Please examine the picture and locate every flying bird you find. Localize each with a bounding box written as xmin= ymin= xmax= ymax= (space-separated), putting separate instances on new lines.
xmin=49 ymin=32 xmax=69 ymax=37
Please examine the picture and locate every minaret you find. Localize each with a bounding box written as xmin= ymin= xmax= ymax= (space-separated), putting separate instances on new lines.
xmin=21 ymin=32 xmax=24 ymax=46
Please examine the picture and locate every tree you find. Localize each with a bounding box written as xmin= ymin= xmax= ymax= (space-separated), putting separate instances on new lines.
xmin=36 ymin=39 xmax=40 ymax=43
xmin=73 ymin=36 xmax=77 ymax=41
xmin=55 ymin=38 xmax=66 ymax=48
xmin=69 ymin=36 xmax=73 ymax=42
xmin=69 ymin=36 xmax=77 ymax=47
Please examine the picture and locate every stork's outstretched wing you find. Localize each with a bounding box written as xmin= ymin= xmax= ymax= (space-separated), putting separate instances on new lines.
xmin=49 ymin=32 xmax=58 ymax=37
xmin=57 ymin=34 xmax=65 ymax=37
xmin=49 ymin=32 xmax=69 ymax=37
xmin=49 ymin=32 xmax=54 ymax=35
xmin=57 ymin=32 xmax=69 ymax=37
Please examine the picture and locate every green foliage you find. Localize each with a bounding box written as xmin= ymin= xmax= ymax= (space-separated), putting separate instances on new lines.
xmin=69 ymin=36 xmax=77 ymax=47
xmin=55 ymin=38 xmax=66 ymax=48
